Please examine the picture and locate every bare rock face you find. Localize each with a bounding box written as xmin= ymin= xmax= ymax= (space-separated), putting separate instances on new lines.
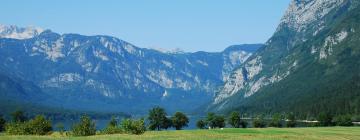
xmin=0 ymin=24 xmax=44 ymax=39
xmin=211 ymin=0 xmax=355 ymax=113
xmin=0 ymin=25 xmax=261 ymax=114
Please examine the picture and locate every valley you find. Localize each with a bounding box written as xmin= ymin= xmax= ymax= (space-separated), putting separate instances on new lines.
xmin=0 ymin=0 xmax=360 ymax=139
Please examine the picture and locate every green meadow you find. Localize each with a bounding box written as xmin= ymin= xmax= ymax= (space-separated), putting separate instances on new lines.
xmin=1 ymin=127 xmax=359 ymax=140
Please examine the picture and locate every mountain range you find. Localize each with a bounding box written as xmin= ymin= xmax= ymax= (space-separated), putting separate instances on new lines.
xmin=1 ymin=0 xmax=360 ymax=118
xmin=0 ymin=24 xmax=261 ymax=114
xmin=210 ymin=0 xmax=360 ymax=118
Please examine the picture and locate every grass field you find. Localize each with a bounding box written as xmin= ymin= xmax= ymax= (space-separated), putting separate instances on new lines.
xmin=1 ymin=127 xmax=359 ymax=140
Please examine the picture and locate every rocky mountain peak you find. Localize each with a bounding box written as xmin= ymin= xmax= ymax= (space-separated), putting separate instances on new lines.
xmin=279 ymin=0 xmax=345 ymax=32
xmin=0 ymin=24 xmax=44 ymax=39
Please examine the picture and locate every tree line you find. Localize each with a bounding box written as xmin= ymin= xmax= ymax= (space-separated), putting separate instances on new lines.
xmin=0 ymin=108 xmax=356 ymax=136
xmin=195 ymin=111 xmax=354 ymax=129
xmin=0 ymin=107 xmax=190 ymax=136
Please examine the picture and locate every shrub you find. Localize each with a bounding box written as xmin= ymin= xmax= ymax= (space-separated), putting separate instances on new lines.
xmin=71 ymin=115 xmax=96 ymax=136
xmin=240 ymin=120 xmax=248 ymax=128
xmin=121 ymin=119 xmax=132 ymax=132
xmin=317 ymin=112 xmax=334 ymax=126
xmin=130 ymin=119 xmax=146 ymax=135
xmin=27 ymin=115 xmax=52 ymax=135
xmin=353 ymin=115 xmax=360 ymax=122
xmin=101 ymin=117 xmax=123 ymax=134
xmin=121 ymin=119 xmax=146 ymax=135
xmin=108 ymin=117 xmax=117 ymax=127
xmin=306 ymin=122 xmax=319 ymax=127
xmin=5 ymin=122 xmax=31 ymax=135
xmin=56 ymin=123 xmax=65 ymax=135
xmin=269 ymin=113 xmax=282 ymax=128
xmin=5 ymin=115 xmax=52 ymax=135
xmin=101 ymin=125 xmax=123 ymax=134
xmin=252 ymin=115 xmax=266 ymax=128
xmin=286 ymin=113 xmax=296 ymax=128
xmin=196 ymin=119 xmax=206 ymax=129
xmin=334 ymin=115 xmax=353 ymax=126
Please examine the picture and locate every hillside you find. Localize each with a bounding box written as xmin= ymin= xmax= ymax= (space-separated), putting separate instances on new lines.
xmin=0 ymin=25 xmax=262 ymax=114
xmin=210 ymin=0 xmax=360 ymax=117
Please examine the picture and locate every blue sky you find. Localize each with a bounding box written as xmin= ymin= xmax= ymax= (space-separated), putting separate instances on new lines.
xmin=1 ymin=0 xmax=290 ymax=52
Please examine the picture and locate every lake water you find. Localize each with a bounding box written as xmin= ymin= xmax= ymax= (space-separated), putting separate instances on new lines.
xmin=52 ymin=116 xmax=204 ymax=130
xmin=52 ymin=116 xmax=317 ymax=131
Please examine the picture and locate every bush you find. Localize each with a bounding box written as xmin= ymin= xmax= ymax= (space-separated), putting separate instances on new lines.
xmin=286 ymin=113 xmax=296 ymax=128
xmin=5 ymin=122 xmax=31 ymax=135
xmin=71 ymin=115 xmax=96 ymax=136
xmin=101 ymin=125 xmax=123 ymax=134
xmin=353 ymin=115 xmax=360 ymax=122
xmin=240 ymin=120 xmax=248 ymax=128
xmin=334 ymin=115 xmax=353 ymax=126
xmin=121 ymin=119 xmax=146 ymax=135
xmin=196 ymin=119 xmax=206 ymax=129
xmin=56 ymin=123 xmax=65 ymax=135
xmin=121 ymin=119 xmax=132 ymax=132
xmin=317 ymin=112 xmax=334 ymax=126
xmin=5 ymin=115 xmax=52 ymax=135
xmin=108 ymin=117 xmax=117 ymax=127
xmin=101 ymin=117 xmax=123 ymax=134
xmin=28 ymin=115 xmax=52 ymax=135
xmin=0 ymin=116 xmax=6 ymax=132
xmin=252 ymin=115 xmax=266 ymax=128
xmin=306 ymin=122 xmax=319 ymax=127
xmin=269 ymin=113 xmax=282 ymax=128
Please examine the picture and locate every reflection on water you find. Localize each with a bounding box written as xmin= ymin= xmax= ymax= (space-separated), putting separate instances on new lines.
xmin=52 ymin=116 xmax=318 ymax=131
xmin=52 ymin=116 xmax=205 ymax=130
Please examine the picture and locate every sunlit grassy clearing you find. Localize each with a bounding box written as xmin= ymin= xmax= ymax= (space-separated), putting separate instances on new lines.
xmin=1 ymin=127 xmax=360 ymax=140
